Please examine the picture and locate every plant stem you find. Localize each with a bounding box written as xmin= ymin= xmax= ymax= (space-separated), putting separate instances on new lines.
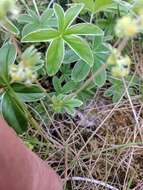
xmin=90 ymin=13 xmax=94 ymax=23
xmin=32 ymin=0 xmax=40 ymax=16
xmin=48 ymin=0 xmax=55 ymax=8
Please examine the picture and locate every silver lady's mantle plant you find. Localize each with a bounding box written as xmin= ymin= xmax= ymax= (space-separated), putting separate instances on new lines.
xmin=1 ymin=0 xmax=133 ymax=133
xmin=22 ymin=3 xmax=103 ymax=76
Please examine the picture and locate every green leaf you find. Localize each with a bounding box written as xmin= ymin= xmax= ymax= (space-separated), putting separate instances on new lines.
xmin=22 ymin=29 xmax=59 ymax=42
xmin=104 ymin=85 xmax=115 ymax=97
xmin=52 ymin=94 xmax=83 ymax=116
xmin=54 ymin=3 xmax=65 ymax=32
xmin=91 ymin=36 xmax=110 ymax=87
xmin=64 ymin=35 xmax=94 ymax=66
xmin=92 ymin=57 xmax=107 ymax=87
xmin=72 ymin=60 xmax=90 ymax=82
xmin=93 ymin=36 xmax=110 ymax=55
xmin=46 ymin=38 xmax=64 ymax=76
xmin=28 ymin=9 xmax=39 ymax=20
xmin=94 ymin=0 xmax=113 ymax=13
xmin=73 ymin=0 xmax=113 ymax=13
xmin=2 ymin=91 xmax=28 ymax=133
xmin=64 ymin=4 xmax=84 ymax=29
xmin=52 ymin=76 xmax=62 ymax=94
xmin=21 ymin=18 xmax=57 ymax=37
xmin=62 ymin=81 xmax=78 ymax=94
xmin=65 ymin=98 xmax=83 ymax=108
xmin=60 ymin=64 xmax=71 ymax=77
xmin=63 ymin=49 xmax=79 ymax=64
xmin=18 ymin=14 xmax=32 ymax=23
xmin=65 ymin=107 xmax=76 ymax=116
xmin=73 ymin=0 xmax=95 ymax=13
xmin=11 ymin=83 xmax=45 ymax=102
xmin=22 ymin=24 xmax=40 ymax=37
xmin=104 ymin=75 xmax=139 ymax=103
xmin=64 ymin=96 xmax=83 ymax=116
xmin=40 ymin=8 xmax=54 ymax=23
xmin=19 ymin=9 xmax=56 ymax=36
xmin=104 ymin=83 xmax=124 ymax=103
xmin=0 ymin=43 xmax=17 ymax=85
xmin=1 ymin=18 xmax=19 ymax=35
xmin=64 ymin=23 xmax=103 ymax=36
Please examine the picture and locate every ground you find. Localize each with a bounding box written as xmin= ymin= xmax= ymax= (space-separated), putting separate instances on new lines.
xmin=23 ymin=90 xmax=143 ymax=190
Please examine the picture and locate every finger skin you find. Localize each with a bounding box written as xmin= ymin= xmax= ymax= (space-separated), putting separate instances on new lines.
xmin=0 ymin=118 xmax=63 ymax=190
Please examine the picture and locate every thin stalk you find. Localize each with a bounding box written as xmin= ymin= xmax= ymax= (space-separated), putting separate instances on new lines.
xmin=32 ymin=0 xmax=40 ymax=16
xmin=90 ymin=13 xmax=94 ymax=23
xmin=48 ymin=0 xmax=55 ymax=8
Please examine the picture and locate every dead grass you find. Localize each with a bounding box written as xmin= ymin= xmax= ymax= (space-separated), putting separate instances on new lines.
xmin=23 ymin=91 xmax=143 ymax=190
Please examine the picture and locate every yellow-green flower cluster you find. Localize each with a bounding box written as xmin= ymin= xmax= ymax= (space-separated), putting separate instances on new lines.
xmin=115 ymin=16 xmax=138 ymax=38
xmin=9 ymin=64 xmax=37 ymax=85
xmin=9 ymin=46 xmax=42 ymax=85
xmin=107 ymin=49 xmax=131 ymax=78
xmin=115 ymin=3 xmax=143 ymax=39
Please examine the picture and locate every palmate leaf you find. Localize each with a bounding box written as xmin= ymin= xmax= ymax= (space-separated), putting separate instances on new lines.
xmin=22 ymin=3 xmax=103 ymax=75
xmin=64 ymin=35 xmax=94 ymax=66
xmin=46 ymin=38 xmax=64 ymax=76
